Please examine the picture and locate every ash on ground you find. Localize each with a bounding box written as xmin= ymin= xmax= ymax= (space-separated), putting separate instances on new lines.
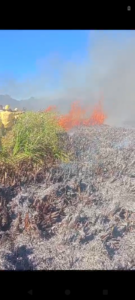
xmin=0 ymin=124 xmax=135 ymax=270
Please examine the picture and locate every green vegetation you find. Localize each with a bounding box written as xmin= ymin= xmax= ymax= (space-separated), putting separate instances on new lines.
xmin=0 ymin=111 xmax=71 ymax=185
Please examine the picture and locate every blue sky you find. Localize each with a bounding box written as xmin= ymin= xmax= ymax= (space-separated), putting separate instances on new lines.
xmin=0 ymin=29 xmax=135 ymax=103
xmin=0 ymin=30 xmax=133 ymax=79
xmin=0 ymin=30 xmax=89 ymax=80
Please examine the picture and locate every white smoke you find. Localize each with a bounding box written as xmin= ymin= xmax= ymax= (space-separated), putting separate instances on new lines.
xmin=0 ymin=30 xmax=135 ymax=126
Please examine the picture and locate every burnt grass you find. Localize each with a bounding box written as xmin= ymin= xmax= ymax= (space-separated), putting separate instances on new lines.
xmin=0 ymin=124 xmax=135 ymax=270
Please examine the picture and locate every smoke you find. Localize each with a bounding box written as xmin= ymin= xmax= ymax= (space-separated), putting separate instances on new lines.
xmin=0 ymin=30 xmax=135 ymax=127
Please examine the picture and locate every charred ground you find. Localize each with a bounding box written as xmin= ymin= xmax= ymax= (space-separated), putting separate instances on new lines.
xmin=0 ymin=124 xmax=135 ymax=270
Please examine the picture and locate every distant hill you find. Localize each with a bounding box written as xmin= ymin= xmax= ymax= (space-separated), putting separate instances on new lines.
xmin=0 ymin=95 xmax=51 ymax=111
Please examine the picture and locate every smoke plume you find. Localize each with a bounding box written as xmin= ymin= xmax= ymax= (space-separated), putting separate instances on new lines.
xmin=0 ymin=30 xmax=135 ymax=127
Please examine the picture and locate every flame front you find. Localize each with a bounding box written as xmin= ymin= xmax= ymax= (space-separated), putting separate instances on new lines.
xmin=44 ymin=99 xmax=107 ymax=131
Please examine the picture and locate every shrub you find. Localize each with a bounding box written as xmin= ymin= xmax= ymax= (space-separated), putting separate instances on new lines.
xmin=0 ymin=111 xmax=71 ymax=185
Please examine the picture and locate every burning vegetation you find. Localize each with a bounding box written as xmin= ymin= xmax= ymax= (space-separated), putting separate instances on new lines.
xmin=0 ymin=99 xmax=107 ymax=186
xmin=0 ymin=99 xmax=135 ymax=270
xmin=44 ymin=100 xmax=107 ymax=131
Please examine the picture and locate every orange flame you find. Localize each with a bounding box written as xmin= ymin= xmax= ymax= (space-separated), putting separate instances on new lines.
xmin=44 ymin=98 xmax=107 ymax=131
xmin=44 ymin=105 xmax=57 ymax=113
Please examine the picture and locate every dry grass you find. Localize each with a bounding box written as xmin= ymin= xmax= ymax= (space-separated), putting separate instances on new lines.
xmin=0 ymin=111 xmax=72 ymax=186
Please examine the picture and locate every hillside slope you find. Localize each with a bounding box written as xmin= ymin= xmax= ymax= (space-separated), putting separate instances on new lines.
xmin=0 ymin=95 xmax=60 ymax=111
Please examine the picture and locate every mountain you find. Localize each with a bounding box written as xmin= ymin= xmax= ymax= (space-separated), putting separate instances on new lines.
xmin=0 ymin=95 xmax=22 ymax=109
xmin=0 ymin=95 xmax=50 ymax=111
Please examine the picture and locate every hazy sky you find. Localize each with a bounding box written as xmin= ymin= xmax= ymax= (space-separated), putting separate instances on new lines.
xmin=0 ymin=30 xmax=89 ymax=98
xmin=0 ymin=30 xmax=135 ymax=126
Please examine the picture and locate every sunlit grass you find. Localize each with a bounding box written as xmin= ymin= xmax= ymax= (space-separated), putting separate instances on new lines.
xmin=0 ymin=111 xmax=71 ymax=184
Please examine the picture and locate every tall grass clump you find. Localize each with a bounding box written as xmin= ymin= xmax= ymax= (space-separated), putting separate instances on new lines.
xmin=0 ymin=111 xmax=70 ymax=170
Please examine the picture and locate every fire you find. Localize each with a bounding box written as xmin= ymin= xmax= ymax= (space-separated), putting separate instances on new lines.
xmin=44 ymin=105 xmax=57 ymax=112
xmin=44 ymin=100 xmax=107 ymax=131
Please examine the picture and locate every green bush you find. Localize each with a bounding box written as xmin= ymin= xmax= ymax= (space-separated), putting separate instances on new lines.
xmin=0 ymin=111 xmax=70 ymax=167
